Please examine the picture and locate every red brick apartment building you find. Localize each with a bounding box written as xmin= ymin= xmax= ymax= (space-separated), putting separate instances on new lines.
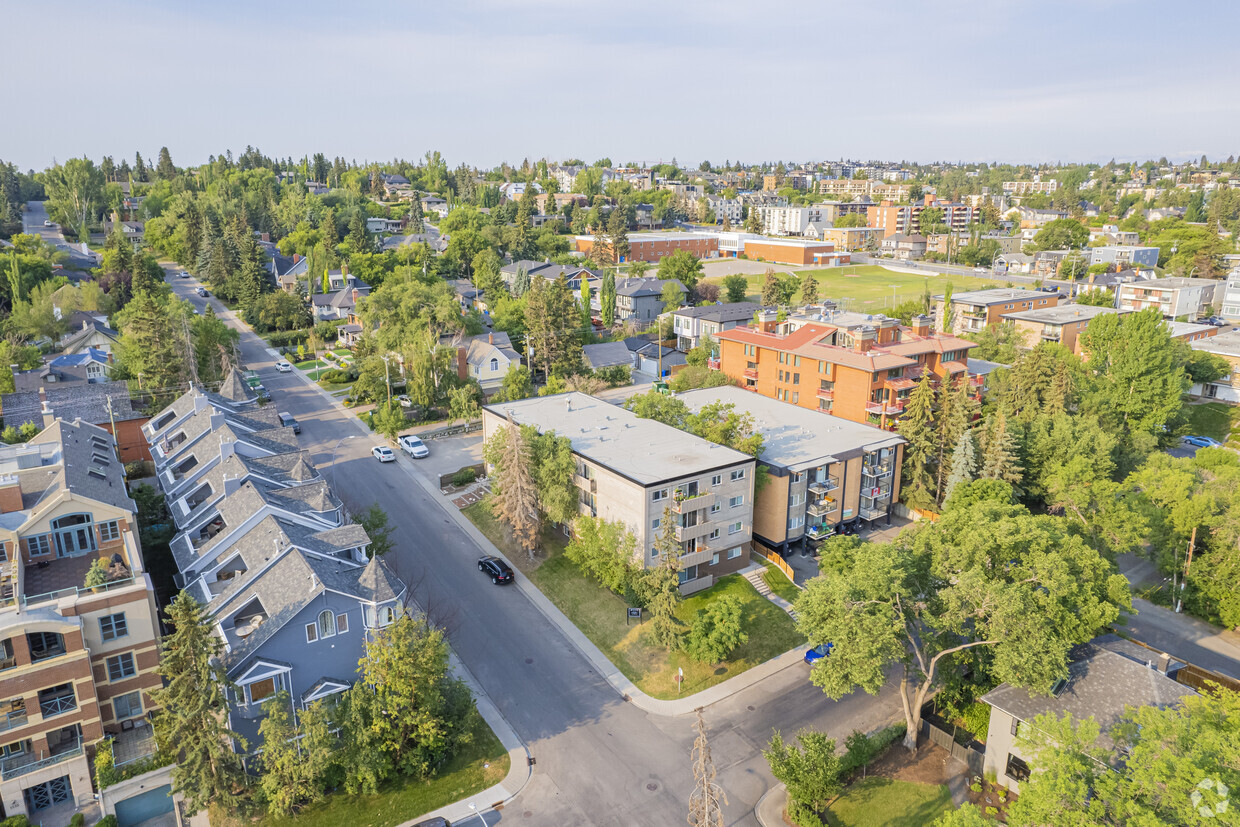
xmin=716 ymin=314 xmax=979 ymax=430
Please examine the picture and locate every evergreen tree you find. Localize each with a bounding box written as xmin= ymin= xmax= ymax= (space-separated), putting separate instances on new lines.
xmin=491 ymin=414 xmax=541 ymax=559
xmin=980 ymin=412 xmax=1023 ymax=486
xmin=512 ymin=266 xmax=531 ymax=298
xmin=600 ymin=271 xmax=617 ymax=327
xmin=156 ymin=146 xmax=176 ymax=180
xmin=321 ymin=207 xmax=340 ymax=265
xmin=799 ymin=272 xmax=819 ymax=305
xmin=646 ymin=506 xmax=686 ymax=650
xmin=942 ymin=430 xmax=978 ymax=504
xmin=235 ymin=232 xmax=267 ymax=310
xmin=121 ymin=292 xmax=187 ymax=397
xmin=348 ymin=210 xmax=371 ymax=252
xmin=133 ymin=151 xmax=149 ymax=182
xmin=258 ymin=692 xmax=315 ymax=817
xmin=151 ymin=592 xmax=246 ymax=816
xmin=607 ymin=208 xmax=630 ymax=262
xmin=933 ymin=376 xmax=971 ymax=503
xmin=896 ymin=373 xmax=937 ymax=507
xmin=760 ymin=269 xmax=782 ymax=306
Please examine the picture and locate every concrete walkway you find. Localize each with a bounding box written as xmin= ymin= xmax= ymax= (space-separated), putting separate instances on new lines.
xmin=742 ymin=562 xmax=798 ymax=620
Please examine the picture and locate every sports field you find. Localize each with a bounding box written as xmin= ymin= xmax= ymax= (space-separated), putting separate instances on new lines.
xmin=703 ymin=264 xmax=1000 ymax=314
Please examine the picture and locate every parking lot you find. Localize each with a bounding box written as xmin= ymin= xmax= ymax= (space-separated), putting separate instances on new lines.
xmin=403 ymin=429 xmax=484 ymax=483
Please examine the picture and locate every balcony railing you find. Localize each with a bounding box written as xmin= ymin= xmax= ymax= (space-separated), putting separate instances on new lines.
xmin=862 ymin=463 xmax=893 ymax=479
xmin=806 ymin=523 xmax=834 ymax=540
xmin=39 ymin=695 xmax=77 ymax=719
xmin=859 ymin=505 xmax=887 ymax=521
xmin=743 ymin=368 xmax=759 ymax=379
xmin=806 ymin=498 xmax=837 ymax=517
xmin=865 ymin=401 xmax=904 ymax=416
xmin=816 ymin=387 xmax=834 ymax=401
xmin=707 ymin=358 xmax=721 ymax=370
xmin=673 ymin=522 xmax=715 ymax=542
xmin=1 ymin=743 xmax=83 ymax=780
xmin=0 ymin=709 xmax=27 ymax=733
xmin=808 ymin=478 xmax=839 ymax=494
xmin=671 ymin=491 xmax=715 ymax=513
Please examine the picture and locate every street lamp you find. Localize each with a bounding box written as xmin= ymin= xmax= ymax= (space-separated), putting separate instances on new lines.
xmin=468 ymin=802 xmax=484 ymax=826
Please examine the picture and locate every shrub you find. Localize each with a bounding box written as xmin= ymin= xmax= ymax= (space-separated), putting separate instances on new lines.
xmin=264 ymin=328 xmax=311 ymax=348
xmin=986 ymin=807 xmax=998 ymax=816
xmin=84 ymin=558 xmax=110 ymax=589
xmin=124 ymin=461 xmax=147 ymax=478
xmin=96 ymin=818 xmax=119 ymax=827
xmin=320 ymin=369 xmax=352 ymax=384
xmin=787 ymin=799 xmax=826 ymax=827
xmin=68 ymin=814 xmax=85 ymax=827
xmin=452 ymin=468 xmax=477 ymax=487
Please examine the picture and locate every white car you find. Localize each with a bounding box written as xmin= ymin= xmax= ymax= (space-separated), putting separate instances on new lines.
xmin=275 ymin=360 xmax=292 ymax=373
xmin=399 ymin=435 xmax=429 ymax=458
xmin=43 ymin=219 xmax=53 ymax=227
xmin=397 ymin=394 xmax=412 ymax=408
xmin=372 ymin=445 xmax=396 ymax=463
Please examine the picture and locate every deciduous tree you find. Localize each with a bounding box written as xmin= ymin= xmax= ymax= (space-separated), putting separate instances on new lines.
xmin=487 ymin=414 xmax=541 ymax=559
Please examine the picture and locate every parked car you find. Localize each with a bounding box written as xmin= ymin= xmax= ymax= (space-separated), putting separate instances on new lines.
xmin=478 ymin=555 xmax=514 ymax=585
xmin=399 ymin=434 xmax=429 ymax=458
xmin=275 ymin=360 xmax=292 ymax=373
xmin=195 ymin=286 xmax=208 ymax=297
xmin=803 ymin=643 xmax=833 ymax=665
xmin=397 ymin=394 xmax=413 ymax=408
xmin=1183 ymin=435 xmax=1221 ymax=448
xmin=278 ymin=412 xmax=300 ymax=434
xmin=253 ymin=383 xmax=270 ymax=401
xmin=372 ymin=445 xmax=396 ymax=463
xmin=43 ymin=219 xmax=53 ymax=227
xmin=973 ymin=267 xmax=988 ymax=273
xmin=410 ymin=818 xmax=450 ymax=827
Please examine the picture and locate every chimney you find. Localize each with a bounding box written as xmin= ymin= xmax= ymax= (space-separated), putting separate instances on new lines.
xmin=351 ymin=288 xmax=360 ymax=305
xmin=219 ymin=438 xmax=236 ymax=462
xmin=341 ymin=262 xmax=349 ymax=276
xmin=39 ymin=387 xmax=55 ymax=429
xmin=488 ymin=332 xmax=494 ymax=345
xmin=293 ymin=253 xmax=301 ymax=264
xmin=1157 ymin=652 xmax=1172 ymax=675
xmin=854 ymin=326 xmax=876 ymax=352
xmin=911 ymin=315 xmax=930 ymax=338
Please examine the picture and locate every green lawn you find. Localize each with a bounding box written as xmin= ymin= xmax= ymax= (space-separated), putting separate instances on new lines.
xmin=703 ymin=264 xmax=998 ymax=314
xmin=823 ymin=778 xmax=954 ymax=827
xmin=1182 ymin=401 xmax=1240 ymax=446
xmin=760 ymin=559 xmax=802 ymax=604
xmin=217 ymin=711 xmax=508 ymax=827
xmin=462 ymin=500 xmax=804 ymax=699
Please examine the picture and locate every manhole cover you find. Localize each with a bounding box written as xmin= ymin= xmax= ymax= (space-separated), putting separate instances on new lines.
xmin=523 ymin=812 xmax=533 ymax=819
xmin=748 ymin=705 xmax=755 ymax=711
xmin=525 ymin=658 xmax=534 ymax=664
xmin=647 ymin=782 xmax=658 ymax=792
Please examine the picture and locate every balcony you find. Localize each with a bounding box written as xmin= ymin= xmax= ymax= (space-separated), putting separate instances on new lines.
xmin=673 ymin=522 xmax=716 ymax=543
xmin=1040 ymin=330 xmax=1061 ymax=341
xmin=0 ymin=708 xmax=27 ymax=733
xmin=671 ymin=491 xmax=715 ymax=513
xmin=806 ymin=498 xmax=837 ymax=517
xmin=816 ymin=387 xmax=834 ymax=401
xmin=38 ymin=694 xmax=77 ymax=719
xmin=808 ymin=478 xmax=839 ymax=495
xmin=1 ymin=742 xmax=84 ymax=780
xmin=806 ymin=523 xmax=834 ymax=541
xmin=865 ymin=401 xmax=904 ymax=416
xmin=859 ymin=505 xmax=887 ymax=521
xmin=862 ymin=462 xmax=893 ymax=479
xmin=743 ymin=367 xmax=759 ymax=380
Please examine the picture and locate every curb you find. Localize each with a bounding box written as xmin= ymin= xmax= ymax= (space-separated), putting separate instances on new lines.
xmin=754 ymin=783 xmax=788 ymax=827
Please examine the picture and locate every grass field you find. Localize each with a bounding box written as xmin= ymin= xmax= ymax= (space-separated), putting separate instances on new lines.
xmin=823 ymin=778 xmax=955 ymax=827
xmin=760 ymin=559 xmax=802 ymax=605
xmin=213 ymin=710 xmax=508 ymax=827
xmin=703 ymin=264 xmax=999 ymax=314
xmin=462 ymin=499 xmax=803 ymax=699
xmin=1183 ymin=401 xmax=1240 ymax=447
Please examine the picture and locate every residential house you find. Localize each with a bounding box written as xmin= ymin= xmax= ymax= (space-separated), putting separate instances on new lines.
xmin=274 ymin=255 xmax=309 ymax=293
xmin=1116 ymin=277 xmax=1218 ymax=319
xmin=1032 ymin=250 xmax=1074 ymax=278
xmin=581 ymin=342 xmax=632 ymax=372
xmin=103 ymin=214 xmax=144 ymax=249
xmin=0 ymin=421 xmax=161 ymax=822
xmin=1001 ymin=305 xmax=1122 ymax=355
xmin=381 ymin=232 xmax=446 ymax=254
xmin=498 ymin=182 xmax=542 ymax=202
xmin=461 ymin=332 xmax=520 ymax=395
xmin=1089 ymin=245 xmax=1160 ymax=269
xmin=143 ymin=383 xmax=405 ymax=753
xmin=310 ymin=273 xmax=371 ymax=322
xmin=679 ymin=387 xmax=904 ymax=546
xmin=614 ymin=278 xmax=685 ymax=324
xmin=1220 ymin=269 xmax=1240 ymax=321
xmin=935 ymin=288 xmax=1060 ymax=336
xmin=1145 ymin=206 xmax=1186 ymax=221
xmin=365 ymin=218 xmax=403 ymax=235
xmin=13 ymin=349 xmax=115 ymax=393
xmin=420 ymin=196 xmax=449 ymax=218
xmin=1088 ymin=225 xmax=1141 ymax=246
xmin=879 ymin=233 xmax=928 ymax=260
xmin=1 ymin=383 xmax=151 ymax=464
xmin=818 ymin=226 xmax=882 ymax=252
xmin=55 ymin=314 xmax=120 ymax=356
xmin=980 ymin=234 xmax=1023 ymax=255
xmin=672 ymin=303 xmax=765 ymax=352
xmin=498 ymin=261 xmax=601 ymax=292
xmin=1189 ymin=330 xmax=1240 ymax=402
xmin=981 ymin=635 xmax=1196 ymax=792
xmin=481 ymin=393 xmax=756 ymax=594
xmin=994 ymin=252 xmax=1035 ymax=274
xmin=715 ymin=314 xmax=979 ymax=430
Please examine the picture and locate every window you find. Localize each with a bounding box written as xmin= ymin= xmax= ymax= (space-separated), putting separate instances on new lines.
xmin=728 ymin=547 xmax=742 ymax=560
xmin=650 ymin=547 xmax=658 ymax=558
xmin=728 ymin=522 xmax=742 ymax=535
xmin=652 ymin=488 xmax=668 ymax=502
xmin=730 ymin=469 xmax=746 ymax=481
xmin=378 ymin=605 xmax=397 ymax=627
xmin=247 ymin=676 xmax=279 ymax=705
xmin=99 ymin=613 xmax=128 ymax=642
xmin=791 ymin=392 xmax=799 ymax=404
xmin=792 ymin=373 xmax=800 ymax=384
xmin=113 ymin=691 xmax=142 ymax=720
xmin=317 ymin=609 xmax=336 ymax=639
xmin=711 ymin=474 xmax=722 ymax=487
xmin=710 ymin=502 xmax=720 ymax=514
xmin=0 ymin=542 xmax=6 ymax=563
xmin=1005 ymin=753 xmax=1031 ymax=783
xmin=305 ymin=622 xmax=318 ymax=643
xmin=337 ymin=613 xmax=349 ymax=634
xmin=729 ymin=495 xmax=744 ymax=508
xmin=790 ymin=491 xmax=805 ymax=506
xmin=27 ymin=632 xmax=65 ymax=661
xmin=99 ymin=521 xmax=121 ymax=543
xmin=27 ymin=535 xmax=52 ymax=557
xmin=107 ymin=653 xmax=136 ymax=682
xmin=651 ymin=517 xmax=661 ymax=530
xmin=789 ymin=516 xmax=805 ymax=529
xmin=1010 ymin=717 xmax=1020 ymax=737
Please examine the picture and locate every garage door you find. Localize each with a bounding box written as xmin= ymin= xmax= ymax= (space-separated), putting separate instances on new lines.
xmin=114 ymin=784 xmax=174 ymax=827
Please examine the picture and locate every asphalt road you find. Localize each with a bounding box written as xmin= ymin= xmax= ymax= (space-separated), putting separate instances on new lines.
xmin=161 ymin=268 xmax=903 ymax=825
xmin=22 ymin=200 xmax=99 ymax=269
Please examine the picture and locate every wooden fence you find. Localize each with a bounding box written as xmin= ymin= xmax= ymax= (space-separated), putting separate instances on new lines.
xmin=752 ymin=547 xmax=798 ymax=587
xmin=921 ymin=720 xmax=984 ymax=775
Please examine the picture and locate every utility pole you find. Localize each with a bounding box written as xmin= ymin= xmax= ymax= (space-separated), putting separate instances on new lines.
xmin=106 ymin=396 xmax=120 ymax=463
xmin=381 ymin=355 xmax=391 ymax=404
xmin=1176 ymin=526 xmax=1197 ymax=614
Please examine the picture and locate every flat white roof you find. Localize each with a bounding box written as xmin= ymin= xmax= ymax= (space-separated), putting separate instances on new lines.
xmin=942 ymin=288 xmax=1050 ymax=305
xmin=677 ymin=386 xmax=903 ymax=473
xmin=483 ymin=392 xmax=752 ymax=486
xmin=1002 ymin=305 xmax=1119 ymax=325
xmin=1192 ymin=330 xmax=1240 ymax=357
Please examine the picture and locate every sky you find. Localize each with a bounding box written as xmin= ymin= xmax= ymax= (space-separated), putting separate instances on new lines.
xmin=4 ymin=0 xmax=1239 ymax=172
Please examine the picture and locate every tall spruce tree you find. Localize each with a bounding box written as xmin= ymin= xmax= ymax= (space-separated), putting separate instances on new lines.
xmin=942 ymin=430 xmax=978 ymax=504
xmin=980 ymin=412 xmax=1023 ymax=486
xmin=895 ymin=373 xmax=937 ymax=508
xmin=799 ymin=272 xmax=819 ymax=306
xmin=933 ymin=376 xmax=972 ymax=503
xmin=647 ymin=506 xmax=687 ymax=650
xmin=156 ymin=146 xmax=176 ymax=180
xmin=121 ymin=292 xmax=186 ymax=396
xmin=151 ymin=592 xmax=247 ymax=816
xmin=608 ymin=208 xmax=630 ymax=262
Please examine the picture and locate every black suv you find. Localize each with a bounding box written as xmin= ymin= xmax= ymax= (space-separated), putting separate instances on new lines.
xmin=478 ymin=556 xmax=514 ymax=585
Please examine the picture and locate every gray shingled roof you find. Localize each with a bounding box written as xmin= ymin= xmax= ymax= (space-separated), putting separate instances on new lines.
xmin=616 ymin=277 xmax=683 ymax=298
xmin=20 ymin=420 xmax=135 ymax=514
xmin=981 ymin=636 xmax=1197 ymax=755
xmin=217 ymin=369 xmax=257 ymax=405
xmin=582 ymin=342 xmax=632 ymax=369
xmin=673 ymin=302 xmax=764 ymax=323
xmin=354 ymin=555 xmax=405 ymax=603
xmin=1 ymin=381 xmax=141 ymax=431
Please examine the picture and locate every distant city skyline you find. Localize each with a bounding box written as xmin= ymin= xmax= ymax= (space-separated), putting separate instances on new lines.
xmin=3 ymin=0 xmax=1238 ymax=171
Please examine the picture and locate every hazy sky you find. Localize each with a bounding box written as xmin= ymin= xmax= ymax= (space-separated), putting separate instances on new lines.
xmin=4 ymin=0 xmax=1238 ymax=171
